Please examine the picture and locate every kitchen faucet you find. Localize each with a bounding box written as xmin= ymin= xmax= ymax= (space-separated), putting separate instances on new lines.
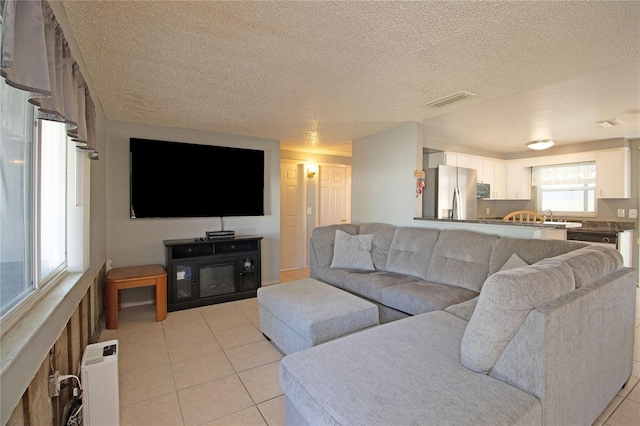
xmin=544 ymin=209 xmax=553 ymax=222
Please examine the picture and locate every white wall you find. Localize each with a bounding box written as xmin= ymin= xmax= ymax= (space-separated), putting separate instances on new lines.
xmin=352 ymin=122 xmax=423 ymax=226
xmin=105 ymin=121 xmax=280 ymax=304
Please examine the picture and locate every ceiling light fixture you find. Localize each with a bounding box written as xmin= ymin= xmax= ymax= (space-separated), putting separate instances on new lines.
xmin=527 ymin=140 xmax=555 ymax=151
xmin=426 ymin=91 xmax=475 ymax=107
xmin=596 ymin=118 xmax=624 ymax=128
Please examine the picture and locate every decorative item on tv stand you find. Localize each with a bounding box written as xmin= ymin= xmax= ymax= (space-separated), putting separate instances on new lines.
xmin=207 ymin=216 xmax=235 ymax=238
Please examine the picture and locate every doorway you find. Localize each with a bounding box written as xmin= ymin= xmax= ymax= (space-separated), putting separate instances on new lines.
xmin=319 ymin=165 xmax=351 ymax=226
xmin=280 ymin=161 xmax=304 ymax=271
xmin=279 ymin=160 xmax=351 ymax=271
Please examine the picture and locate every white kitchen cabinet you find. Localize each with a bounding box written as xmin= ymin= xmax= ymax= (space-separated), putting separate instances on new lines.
xmin=483 ymin=158 xmax=507 ymax=199
xmin=478 ymin=158 xmax=507 ymax=199
xmin=481 ymin=159 xmax=507 ymax=199
xmin=456 ymin=154 xmax=472 ymax=169
xmin=469 ymin=156 xmax=483 ymax=179
xmin=506 ymin=161 xmax=531 ymax=199
xmin=445 ymin=153 xmax=457 ymax=166
xmin=481 ymin=158 xmax=494 ymax=184
xmin=596 ymin=148 xmax=630 ymax=199
xmin=445 ymin=152 xmax=508 ymax=199
xmin=444 ymin=153 xmax=474 ymax=170
xmin=493 ymin=161 xmax=507 ymax=199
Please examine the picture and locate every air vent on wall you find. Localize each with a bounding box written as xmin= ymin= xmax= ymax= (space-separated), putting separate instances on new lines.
xmin=596 ymin=119 xmax=624 ymax=128
xmin=426 ymin=91 xmax=475 ymax=107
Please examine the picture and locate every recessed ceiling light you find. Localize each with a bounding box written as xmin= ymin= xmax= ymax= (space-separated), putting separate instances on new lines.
xmin=527 ymin=140 xmax=555 ymax=150
xmin=426 ymin=91 xmax=475 ymax=107
xmin=596 ymin=119 xmax=624 ymax=128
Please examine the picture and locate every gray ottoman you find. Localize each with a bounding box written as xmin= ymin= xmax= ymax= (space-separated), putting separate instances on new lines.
xmin=258 ymin=278 xmax=379 ymax=354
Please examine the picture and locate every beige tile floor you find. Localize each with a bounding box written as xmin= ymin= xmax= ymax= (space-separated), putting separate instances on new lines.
xmin=100 ymin=271 xmax=640 ymax=426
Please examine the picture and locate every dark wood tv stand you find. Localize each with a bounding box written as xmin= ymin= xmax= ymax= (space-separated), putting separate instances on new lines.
xmin=163 ymin=235 xmax=262 ymax=312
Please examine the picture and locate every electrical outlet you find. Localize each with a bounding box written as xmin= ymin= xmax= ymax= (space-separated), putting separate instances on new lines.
xmin=486 ymin=208 xmax=490 ymax=215
xmin=48 ymin=371 xmax=60 ymax=397
xmin=630 ymin=209 xmax=638 ymax=219
xmin=617 ymin=209 xmax=625 ymax=218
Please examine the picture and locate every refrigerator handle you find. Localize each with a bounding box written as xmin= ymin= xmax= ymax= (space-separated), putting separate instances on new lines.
xmin=453 ymin=186 xmax=462 ymax=220
xmin=452 ymin=186 xmax=458 ymax=219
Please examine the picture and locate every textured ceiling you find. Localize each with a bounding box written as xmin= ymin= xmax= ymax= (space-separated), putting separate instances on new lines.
xmin=59 ymin=1 xmax=640 ymax=155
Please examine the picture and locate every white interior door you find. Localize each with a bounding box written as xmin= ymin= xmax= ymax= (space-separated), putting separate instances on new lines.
xmin=280 ymin=161 xmax=304 ymax=270
xmin=319 ymin=165 xmax=350 ymax=226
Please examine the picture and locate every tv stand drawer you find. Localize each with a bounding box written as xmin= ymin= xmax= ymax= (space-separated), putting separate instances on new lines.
xmin=171 ymin=243 xmax=214 ymax=259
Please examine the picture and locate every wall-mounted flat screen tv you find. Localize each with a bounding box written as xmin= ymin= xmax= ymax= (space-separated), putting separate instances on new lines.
xmin=130 ymin=138 xmax=264 ymax=218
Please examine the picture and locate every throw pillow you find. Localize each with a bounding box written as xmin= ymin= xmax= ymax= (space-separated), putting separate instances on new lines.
xmin=461 ymin=258 xmax=575 ymax=374
xmin=330 ymin=229 xmax=375 ymax=271
xmin=499 ymin=253 xmax=528 ymax=271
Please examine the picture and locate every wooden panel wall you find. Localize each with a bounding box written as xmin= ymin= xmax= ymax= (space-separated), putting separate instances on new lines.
xmin=6 ymin=268 xmax=105 ymax=426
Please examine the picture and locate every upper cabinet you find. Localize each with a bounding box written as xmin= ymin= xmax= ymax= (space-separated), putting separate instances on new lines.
xmin=485 ymin=159 xmax=507 ymax=199
xmin=441 ymin=145 xmax=629 ymax=201
xmin=506 ymin=161 xmax=532 ymax=200
xmin=445 ymin=152 xmax=507 ymax=199
xmin=596 ymin=148 xmax=630 ymax=199
xmin=444 ymin=152 xmax=458 ymax=166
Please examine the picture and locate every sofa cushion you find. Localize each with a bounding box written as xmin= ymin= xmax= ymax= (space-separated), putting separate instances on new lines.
xmin=280 ymin=311 xmax=542 ymax=426
xmin=310 ymin=265 xmax=351 ymax=289
xmin=489 ymin=237 xmax=585 ymax=275
xmin=426 ymin=230 xmax=499 ymax=292
xmin=360 ymin=222 xmax=396 ymax=271
xmin=552 ymin=245 xmax=623 ymax=288
xmin=445 ymin=254 xmax=527 ymax=322
xmin=385 ymin=227 xmax=440 ymax=280
xmin=444 ymin=296 xmax=478 ymax=322
xmin=330 ymin=229 xmax=375 ymax=271
xmin=380 ymin=281 xmax=478 ymax=316
xmin=461 ymin=258 xmax=575 ymax=374
xmin=343 ymin=271 xmax=419 ymax=304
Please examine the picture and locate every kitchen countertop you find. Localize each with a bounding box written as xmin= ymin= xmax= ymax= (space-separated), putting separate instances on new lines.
xmin=415 ymin=217 xmax=560 ymax=228
xmin=416 ymin=217 xmax=636 ymax=232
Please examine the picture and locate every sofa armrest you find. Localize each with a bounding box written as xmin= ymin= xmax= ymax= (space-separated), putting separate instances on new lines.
xmin=309 ymin=237 xmax=320 ymax=280
xmin=489 ymin=267 xmax=637 ymax=426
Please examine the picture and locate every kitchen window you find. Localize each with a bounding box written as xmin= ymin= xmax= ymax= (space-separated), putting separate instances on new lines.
xmin=532 ymin=162 xmax=596 ymax=214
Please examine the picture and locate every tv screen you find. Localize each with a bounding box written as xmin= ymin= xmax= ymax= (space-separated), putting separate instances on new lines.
xmin=130 ymin=138 xmax=264 ymax=218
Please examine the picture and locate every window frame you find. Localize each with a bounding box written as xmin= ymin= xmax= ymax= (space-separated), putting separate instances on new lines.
xmin=533 ymin=161 xmax=597 ymax=216
xmin=0 ymin=110 xmax=89 ymax=333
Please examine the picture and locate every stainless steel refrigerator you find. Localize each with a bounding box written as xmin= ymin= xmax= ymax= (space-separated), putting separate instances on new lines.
xmin=423 ymin=165 xmax=477 ymax=220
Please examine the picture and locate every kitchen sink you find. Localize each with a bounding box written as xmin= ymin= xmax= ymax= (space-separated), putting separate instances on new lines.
xmin=543 ymin=221 xmax=583 ymax=228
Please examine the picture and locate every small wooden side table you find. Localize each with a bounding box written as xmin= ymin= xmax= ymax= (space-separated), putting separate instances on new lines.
xmin=104 ymin=264 xmax=167 ymax=329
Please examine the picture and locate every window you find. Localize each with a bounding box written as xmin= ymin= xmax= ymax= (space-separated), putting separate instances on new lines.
xmin=0 ymin=75 xmax=35 ymax=317
xmin=532 ymin=162 xmax=596 ymax=214
xmin=0 ymin=5 xmax=92 ymax=326
xmin=0 ymin=88 xmax=81 ymax=320
xmin=39 ymin=120 xmax=68 ymax=282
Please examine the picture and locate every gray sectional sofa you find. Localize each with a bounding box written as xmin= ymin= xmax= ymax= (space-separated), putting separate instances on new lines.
xmin=280 ymin=223 xmax=638 ymax=425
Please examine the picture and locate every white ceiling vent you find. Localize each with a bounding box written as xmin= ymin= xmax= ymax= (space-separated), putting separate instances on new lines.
xmin=427 ymin=91 xmax=475 ymax=107
xmin=596 ymin=118 xmax=624 ymax=128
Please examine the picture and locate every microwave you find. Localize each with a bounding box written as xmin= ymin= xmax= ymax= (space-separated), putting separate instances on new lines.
xmin=477 ymin=183 xmax=490 ymax=199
